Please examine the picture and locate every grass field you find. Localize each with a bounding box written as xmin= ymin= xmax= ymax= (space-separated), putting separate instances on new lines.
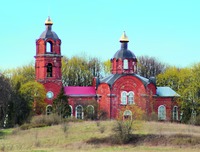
xmin=0 ymin=120 xmax=200 ymax=152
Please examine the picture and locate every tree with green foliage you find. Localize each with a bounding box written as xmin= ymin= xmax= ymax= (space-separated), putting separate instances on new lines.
xmin=19 ymin=81 xmax=46 ymax=115
xmin=53 ymin=87 xmax=71 ymax=118
xmin=62 ymin=55 xmax=103 ymax=86
xmin=157 ymin=65 xmax=200 ymax=124
xmin=103 ymin=59 xmax=111 ymax=76
xmin=0 ymin=74 xmax=13 ymax=128
xmin=1 ymin=63 xmax=38 ymax=127
xmin=3 ymin=63 xmax=35 ymax=88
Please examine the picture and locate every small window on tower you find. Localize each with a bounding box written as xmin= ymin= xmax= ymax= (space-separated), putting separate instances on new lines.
xmin=47 ymin=63 xmax=53 ymax=77
xmin=123 ymin=59 xmax=128 ymax=69
xmin=46 ymin=42 xmax=52 ymax=53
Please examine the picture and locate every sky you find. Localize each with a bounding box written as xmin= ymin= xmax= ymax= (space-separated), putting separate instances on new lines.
xmin=0 ymin=0 xmax=200 ymax=69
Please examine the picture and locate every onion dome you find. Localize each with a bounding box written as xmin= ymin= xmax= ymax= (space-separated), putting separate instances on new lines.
xmin=39 ymin=16 xmax=59 ymax=40
xmin=113 ymin=31 xmax=136 ymax=60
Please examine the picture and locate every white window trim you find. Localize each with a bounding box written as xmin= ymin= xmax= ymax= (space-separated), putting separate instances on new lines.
xmin=158 ymin=105 xmax=166 ymax=120
xmin=75 ymin=105 xmax=84 ymax=119
xmin=121 ymin=91 xmax=127 ymax=105
xmin=173 ymin=106 xmax=178 ymax=121
xmin=87 ymin=105 xmax=95 ymax=114
xmin=123 ymin=110 xmax=132 ymax=120
xmin=123 ymin=59 xmax=128 ymax=69
xmin=128 ymin=91 xmax=134 ymax=105
xmin=46 ymin=105 xmax=52 ymax=115
xmin=69 ymin=105 xmax=73 ymax=117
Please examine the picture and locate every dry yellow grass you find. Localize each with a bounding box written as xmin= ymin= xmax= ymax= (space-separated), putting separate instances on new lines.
xmin=0 ymin=121 xmax=200 ymax=152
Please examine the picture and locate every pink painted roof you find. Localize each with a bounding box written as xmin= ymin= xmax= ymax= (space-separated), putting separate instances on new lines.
xmin=64 ymin=86 xmax=96 ymax=96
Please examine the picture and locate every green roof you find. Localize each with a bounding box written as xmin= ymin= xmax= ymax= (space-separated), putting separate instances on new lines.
xmin=156 ymin=87 xmax=180 ymax=97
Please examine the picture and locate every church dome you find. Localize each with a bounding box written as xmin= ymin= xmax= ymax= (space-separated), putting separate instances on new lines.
xmin=113 ymin=32 xmax=136 ymax=60
xmin=113 ymin=49 xmax=136 ymax=59
xmin=39 ymin=16 xmax=59 ymax=40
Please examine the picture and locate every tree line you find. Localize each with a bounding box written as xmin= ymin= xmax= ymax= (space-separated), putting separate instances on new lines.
xmin=0 ymin=54 xmax=200 ymax=127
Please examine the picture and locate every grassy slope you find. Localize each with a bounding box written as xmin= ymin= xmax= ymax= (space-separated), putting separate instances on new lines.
xmin=0 ymin=121 xmax=200 ymax=152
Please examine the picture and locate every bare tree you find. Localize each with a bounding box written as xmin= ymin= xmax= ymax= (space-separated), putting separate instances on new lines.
xmin=137 ymin=55 xmax=167 ymax=78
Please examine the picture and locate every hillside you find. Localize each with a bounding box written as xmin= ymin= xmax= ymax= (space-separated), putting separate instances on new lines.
xmin=0 ymin=121 xmax=200 ymax=152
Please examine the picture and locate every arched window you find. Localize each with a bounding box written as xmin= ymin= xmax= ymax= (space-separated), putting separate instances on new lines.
xmin=123 ymin=110 xmax=132 ymax=120
xmin=46 ymin=42 xmax=52 ymax=52
xmin=128 ymin=91 xmax=134 ymax=104
xmin=47 ymin=63 xmax=52 ymax=77
xmin=46 ymin=105 xmax=53 ymax=115
xmin=158 ymin=105 xmax=166 ymax=120
xmin=69 ymin=105 xmax=73 ymax=117
xmin=121 ymin=91 xmax=127 ymax=105
xmin=86 ymin=105 xmax=95 ymax=120
xmin=173 ymin=106 xmax=178 ymax=121
xmin=123 ymin=59 xmax=128 ymax=69
xmin=76 ymin=105 xmax=83 ymax=119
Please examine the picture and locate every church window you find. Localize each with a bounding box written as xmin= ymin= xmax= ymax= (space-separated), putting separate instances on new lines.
xmin=128 ymin=91 xmax=134 ymax=104
xmin=47 ymin=63 xmax=53 ymax=77
xmin=76 ymin=105 xmax=83 ymax=119
xmin=86 ymin=105 xmax=95 ymax=120
xmin=123 ymin=110 xmax=132 ymax=120
xmin=158 ymin=105 xmax=166 ymax=120
xmin=123 ymin=59 xmax=128 ymax=69
xmin=46 ymin=105 xmax=53 ymax=115
xmin=173 ymin=106 xmax=178 ymax=121
xmin=69 ymin=105 xmax=73 ymax=117
xmin=121 ymin=91 xmax=127 ymax=105
xmin=46 ymin=41 xmax=52 ymax=52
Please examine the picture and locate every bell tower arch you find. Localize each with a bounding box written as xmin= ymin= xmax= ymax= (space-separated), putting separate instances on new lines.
xmin=35 ymin=17 xmax=62 ymax=105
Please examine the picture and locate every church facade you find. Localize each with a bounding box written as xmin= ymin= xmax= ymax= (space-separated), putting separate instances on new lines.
xmin=35 ymin=17 xmax=180 ymax=121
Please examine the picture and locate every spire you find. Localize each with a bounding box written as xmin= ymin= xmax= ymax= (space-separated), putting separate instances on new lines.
xmin=120 ymin=31 xmax=129 ymax=42
xmin=45 ymin=16 xmax=53 ymax=25
xmin=40 ymin=17 xmax=59 ymax=40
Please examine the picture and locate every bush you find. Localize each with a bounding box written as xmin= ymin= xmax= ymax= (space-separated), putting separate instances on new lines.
xmin=20 ymin=123 xmax=32 ymax=130
xmin=19 ymin=114 xmax=62 ymax=130
xmin=31 ymin=114 xmax=61 ymax=126
xmin=112 ymin=120 xmax=133 ymax=144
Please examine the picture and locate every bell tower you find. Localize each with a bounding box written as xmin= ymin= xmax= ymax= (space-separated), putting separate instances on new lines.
xmin=35 ymin=17 xmax=62 ymax=105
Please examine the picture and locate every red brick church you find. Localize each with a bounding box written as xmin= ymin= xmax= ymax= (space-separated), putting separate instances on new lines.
xmin=35 ymin=17 xmax=180 ymax=121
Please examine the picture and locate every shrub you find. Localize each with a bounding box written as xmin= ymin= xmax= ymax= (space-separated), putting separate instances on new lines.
xmin=19 ymin=114 xmax=62 ymax=130
xmin=20 ymin=123 xmax=32 ymax=130
xmin=44 ymin=114 xmax=61 ymax=125
xmin=112 ymin=120 xmax=133 ymax=144
xmin=31 ymin=114 xmax=61 ymax=126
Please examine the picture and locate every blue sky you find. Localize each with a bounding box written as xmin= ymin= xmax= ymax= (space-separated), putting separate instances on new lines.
xmin=0 ymin=0 xmax=200 ymax=69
